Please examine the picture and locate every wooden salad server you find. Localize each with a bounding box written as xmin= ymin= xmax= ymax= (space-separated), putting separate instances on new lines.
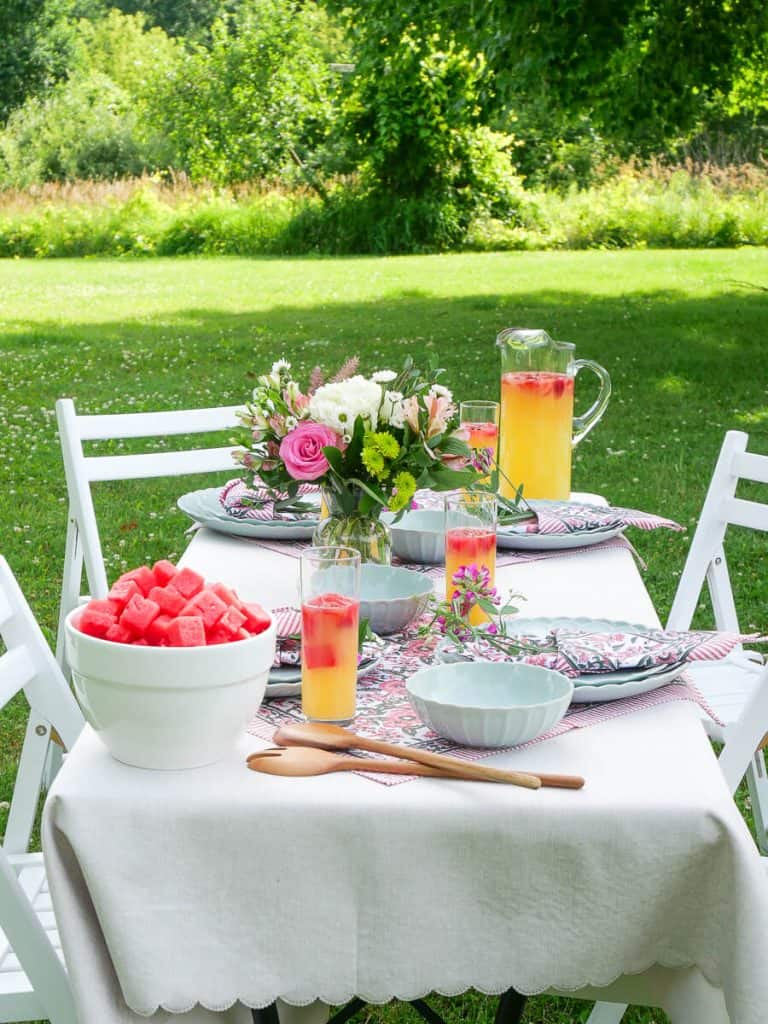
xmin=273 ymin=722 xmax=584 ymax=790
xmin=248 ymin=746 xmax=499 ymax=780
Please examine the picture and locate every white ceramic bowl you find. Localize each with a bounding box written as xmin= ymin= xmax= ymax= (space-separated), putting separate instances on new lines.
xmin=359 ymin=564 xmax=433 ymax=635
xmin=384 ymin=509 xmax=445 ymax=564
xmin=406 ymin=661 xmax=573 ymax=747
xmin=65 ymin=608 xmax=277 ymax=770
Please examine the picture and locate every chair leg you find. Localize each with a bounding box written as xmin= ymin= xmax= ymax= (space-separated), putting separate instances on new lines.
xmin=253 ymin=1003 xmax=281 ymax=1024
xmin=494 ymin=988 xmax=527 ymax=1024
xmin=746 ymin=754 xmax=768 ymax=853
xmin=585 ymin=1002 xmax=627 ymax=1024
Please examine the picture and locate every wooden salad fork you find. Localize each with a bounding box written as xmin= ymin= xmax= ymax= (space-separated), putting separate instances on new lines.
xmin=270 ymin=722 xmax=584 ymax=789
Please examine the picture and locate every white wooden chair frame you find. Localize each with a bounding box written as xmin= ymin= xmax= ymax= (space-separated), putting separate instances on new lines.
xmin=585 ymin=430 xmax=768 ymax=1023
xmin=55 ymin=397 xmax=242 ymax=666
xmin=0 ymin=556 xmax=84 ymax=1023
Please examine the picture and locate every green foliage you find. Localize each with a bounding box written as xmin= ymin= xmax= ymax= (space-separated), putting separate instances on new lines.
xmin=147 ymin=0 xmax=338 ymax=184
xmin=0 ymin=0 xmax=76 ymax=122
xmin=0 ymin=166 xmax=766 ymax=256
xmin=0 ymin=11 xmax=180 ymax=185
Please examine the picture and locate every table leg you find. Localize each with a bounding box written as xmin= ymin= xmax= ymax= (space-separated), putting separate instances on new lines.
xmin=494 ymin=988 xmax=527 ymax=1024
xmin=252 ymin=1004 xmax=280 ymax=1024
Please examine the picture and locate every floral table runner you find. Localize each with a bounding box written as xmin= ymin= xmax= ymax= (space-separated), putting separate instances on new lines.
xmin=247 ymin=627 xmax=718 ymax=785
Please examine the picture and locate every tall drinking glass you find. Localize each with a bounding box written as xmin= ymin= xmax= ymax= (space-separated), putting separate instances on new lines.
xmin=300 ymin=546 xmax=361 ymax=724
xmin=444 ymin=492 xmax=497 ymax=626
xmin=460 ymin=400 xmax=500 ymax=485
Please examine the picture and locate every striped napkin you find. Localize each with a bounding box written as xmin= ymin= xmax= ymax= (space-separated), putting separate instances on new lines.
xmin=516 ymin=500 xmax=683 ymax=536
xmin=219 ymin=478 xmax=319 ymax=522
xmin=466 ymin=627 xmax=766 ymax=677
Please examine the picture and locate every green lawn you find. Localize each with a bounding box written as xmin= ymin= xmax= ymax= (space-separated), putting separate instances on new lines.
xmin=2 ymin=249 xmax=767 ymax=1024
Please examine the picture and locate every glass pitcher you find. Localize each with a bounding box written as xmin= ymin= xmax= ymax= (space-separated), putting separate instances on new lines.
xmin=496 ymin=328 xmax=611 ymax=500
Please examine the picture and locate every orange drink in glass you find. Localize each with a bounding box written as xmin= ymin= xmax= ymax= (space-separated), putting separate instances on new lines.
xmin=499 ymin=371 xmax=574 ymax=500
xmin=300 ymin=546 xmax=361 ymax=723
xmin=460 ymin=400 xmax=499 ymax=485
xmin=444 ymin=492 xmax=497 ymax=626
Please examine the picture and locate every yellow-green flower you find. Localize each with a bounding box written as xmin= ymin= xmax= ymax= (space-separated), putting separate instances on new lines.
xmin=362 ymin=430 xmax=401 ymax=480
xmin=389 ymin=471 xmax=417 ymax=512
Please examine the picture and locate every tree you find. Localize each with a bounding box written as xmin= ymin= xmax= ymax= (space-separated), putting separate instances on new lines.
xmin=328 ymin=0 xmax=768 ymax=153
xmin=0 ymin=0 xmax=75 ymax=123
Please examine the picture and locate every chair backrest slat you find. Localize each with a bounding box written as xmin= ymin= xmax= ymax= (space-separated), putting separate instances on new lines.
xmin=75 ymin=404 xmax=241 ymax=440
xmin=0 ymin=648 xmax=36 ymax=713
xmin=732 ymin=449 xmax=768 ymax=485
xmin=83 ymin=445 xmax=236 ymax=483
xmin=723 ymin=495 xmax=768 ymax=533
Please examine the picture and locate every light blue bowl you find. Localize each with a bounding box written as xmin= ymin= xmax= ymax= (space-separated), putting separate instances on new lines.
xmin=359 ymin=564 xmax=433 ymax=635
xmin=406 ymin=661 xmax=573 ymax=747
xmin=383 ymin=509 xmax=445 ymax=564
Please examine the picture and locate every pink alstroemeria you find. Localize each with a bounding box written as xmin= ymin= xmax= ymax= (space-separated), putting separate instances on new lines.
xmin=424 ymin=392 xmax=454 ymax=439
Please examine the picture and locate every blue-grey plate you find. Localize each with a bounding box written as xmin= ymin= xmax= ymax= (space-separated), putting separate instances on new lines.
xmin=178 ymin=487 xmax=319 ymax=540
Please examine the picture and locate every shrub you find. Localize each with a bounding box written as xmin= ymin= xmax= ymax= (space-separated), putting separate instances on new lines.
xmin=146 ymin=0 xmax=339 ymax=184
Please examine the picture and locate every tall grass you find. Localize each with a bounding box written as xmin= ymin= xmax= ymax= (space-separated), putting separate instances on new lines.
xmin=0 ymin=166 xmax=766 ymax=257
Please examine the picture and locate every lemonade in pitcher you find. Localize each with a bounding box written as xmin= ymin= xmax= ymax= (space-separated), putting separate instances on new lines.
xmin=496 ymin=329 xmax=611 ymax=501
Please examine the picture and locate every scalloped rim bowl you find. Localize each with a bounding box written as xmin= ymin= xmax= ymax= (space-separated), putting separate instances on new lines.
xmin=406 ymin=660 xmax=573 ymax=747
xmin=359 ymin=564 xmax=433 ymax=635
xmin=65 ymin=607 xmax=277 ymax=770
xmin=382 ymin=509 xmax=445 ymax=564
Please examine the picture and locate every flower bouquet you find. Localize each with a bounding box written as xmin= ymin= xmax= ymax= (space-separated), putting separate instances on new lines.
xmin=233 ymin=357 xmax=481 ymax=562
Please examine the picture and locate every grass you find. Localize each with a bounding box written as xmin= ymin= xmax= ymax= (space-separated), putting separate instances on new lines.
xmin=1 ymin=248 xmax=768 ymax=1024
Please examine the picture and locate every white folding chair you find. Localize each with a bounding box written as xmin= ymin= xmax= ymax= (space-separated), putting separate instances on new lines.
xmin=55 ymin=397 xmax=242 ymax=666
xmin=0 ymin=555 xmax=84 ymax=1023
xmin=585 ymin=429 xmax=768 ymax=1024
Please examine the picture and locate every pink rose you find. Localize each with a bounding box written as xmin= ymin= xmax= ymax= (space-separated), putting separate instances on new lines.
xmin=279 ymin=421 xmax=342 ymax=481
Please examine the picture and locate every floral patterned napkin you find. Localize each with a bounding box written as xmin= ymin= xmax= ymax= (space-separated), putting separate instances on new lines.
xmin=272 ymin=606 xmax=302 ymax=667
xmin=219 ymin=478 xmax=320 ymax=522
xmin=465 ymin=627 xmax=766 ymax=677
xmin=514 ymin=499 xmax=683 ymax=536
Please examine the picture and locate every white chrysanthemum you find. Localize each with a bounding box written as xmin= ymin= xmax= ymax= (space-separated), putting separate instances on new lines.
xmin=372 ymin=369 xmax=397 ymax=383
xmin=309 ymin=376 xmax=382 ymax=438
xmin=428 ymin=383 xmax=453 ymax=402
xmin=272 ymin=359 xmax=291 ymax=375
xmin=380 ymin=389 xmax=406 ymax=428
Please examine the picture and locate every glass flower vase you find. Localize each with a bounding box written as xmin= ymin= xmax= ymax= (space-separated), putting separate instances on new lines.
xmin=313 ymin=488 xmax=392 ymax=565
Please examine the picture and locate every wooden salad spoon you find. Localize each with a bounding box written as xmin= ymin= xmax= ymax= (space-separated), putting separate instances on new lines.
xmin=248 ymin=747 xmax=492 ymax=780
xmin=272 ymin=722 xmax=582 ymax=790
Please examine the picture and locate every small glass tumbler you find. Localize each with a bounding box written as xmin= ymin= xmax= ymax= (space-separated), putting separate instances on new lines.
xmin=460 ymin=400 xmax=500 ymax=485
xmin=300 ymin=546 xmax=361 ymax=724
xmin=444 ymin=491 xmax=497 ymax=626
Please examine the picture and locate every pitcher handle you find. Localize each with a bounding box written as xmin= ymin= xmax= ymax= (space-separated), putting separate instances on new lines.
xmin=571 ymin=359 xmax=611 ymax=447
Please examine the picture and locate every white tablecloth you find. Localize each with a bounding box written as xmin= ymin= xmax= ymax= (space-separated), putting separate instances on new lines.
xmin=42 ymin=534 xmax=768 ymax=1024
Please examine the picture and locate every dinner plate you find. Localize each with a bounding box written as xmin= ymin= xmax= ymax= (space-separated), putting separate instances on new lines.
xmin=264 ymin=653 xmax=382 ymax=699
xmin=436 ymin=616 xmax=686 ymax=703
xmin=178 ymin=487 xmax=319 ymax=540
xmin=497 ymin=501 xmax=626 ymax=551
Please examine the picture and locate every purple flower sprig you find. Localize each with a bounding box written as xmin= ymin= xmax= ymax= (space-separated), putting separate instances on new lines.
xmin=422 ymin=563 xmax=556 ymax=659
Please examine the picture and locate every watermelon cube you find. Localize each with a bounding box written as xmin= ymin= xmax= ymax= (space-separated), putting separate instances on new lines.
xmin=152 ymin=559 xmax=178 ymax=586
xmin=119 ymin=594 xmax=160 ymax=636
xmin=119 ymin=566 xmax=156 ymax=597
xmin=79 ymin=608 xmax=115 ymax=639
xmin=211 ymin=582 xmax=242 ymax=608
xmin=206 ymin=626 xmax=230 ymax=644
xmin=148 ymin=585 xmax=186 ymax=617
xmin=171 ymin=567 xmax=205 ymax=600
xmin=217 ymin=605 xmax=246 ymax=637
xmin=180 ymin=589 xmax=228 ymax=631
xmin=107 ymin=579 xmax=142 ymax=609
xmin=145 ymin=614 xmax=173 ymax=646
xmin=240 ymin=602 xmax=271 ymax=636
xmin=303 ymin=643 xmax=336 ymax=670
xmin=105 ymin=622 xmax=133 ymax=644
xmin=87 ymin=598 xmax=122 ymax=617
xmin=166 ymin=616 xmax=206 ymax=647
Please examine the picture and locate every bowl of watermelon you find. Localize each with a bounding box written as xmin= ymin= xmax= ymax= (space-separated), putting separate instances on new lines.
xmin=64 ymin=560 xmax=277 ymax=770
